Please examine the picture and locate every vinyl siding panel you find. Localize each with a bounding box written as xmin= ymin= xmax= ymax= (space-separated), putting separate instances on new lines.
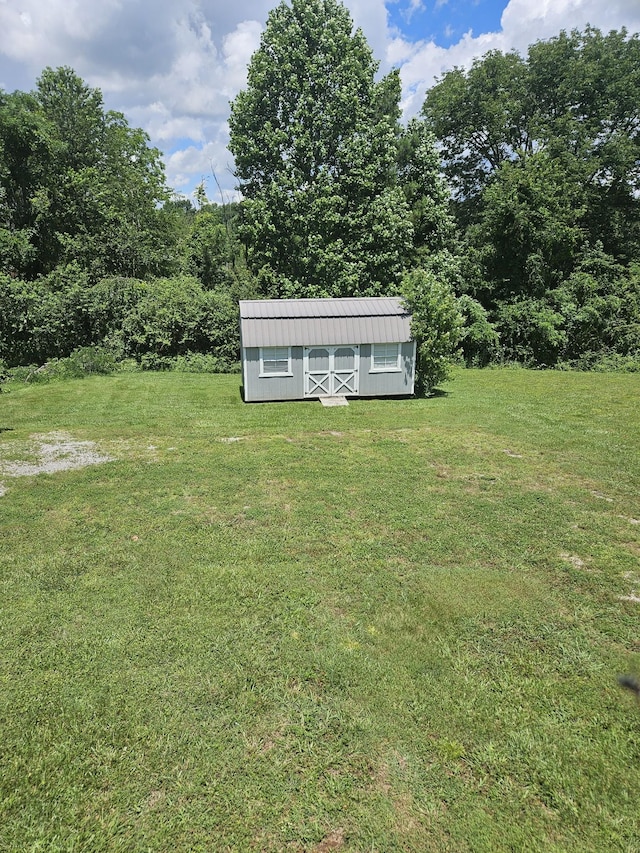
xmin=359 ymin=342 xmax=416 ymax=396
xmin=243 ymin=347 xmax=304 ymax=402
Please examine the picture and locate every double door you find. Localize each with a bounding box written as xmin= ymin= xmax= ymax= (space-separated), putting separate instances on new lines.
xmin=303 ymin=345 xmax=359 ymax=396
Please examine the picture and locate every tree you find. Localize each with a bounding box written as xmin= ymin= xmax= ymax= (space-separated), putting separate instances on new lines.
xmin=422 ymin=49 xmax=531 ymax=220
xmin=0 ymin=88 xmax=55 ymax=276
xmin=470 ymin=151 xmax=587 ymax=303
xmin=422 ymin=26 xmax=640 ymax=366
xmin=0 ymin=67 xmax=175 ymax=281
xmin=457 ymin=294 xmax=500 ymax=366
xmin=422 ymin=27 xmax=640 ymax=247
xmin=401 ymin=267 xmax=463 ymax=394
xmin=397 ymin=118 xmax=458 ymax=266
xmin=229 ymin=0 xmax=412 ymax=297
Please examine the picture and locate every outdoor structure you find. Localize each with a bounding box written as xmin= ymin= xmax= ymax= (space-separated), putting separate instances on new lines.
xmin=239 ymin=297 xmax=416 ymax=402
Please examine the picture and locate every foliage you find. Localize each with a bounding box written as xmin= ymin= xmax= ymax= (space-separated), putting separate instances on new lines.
xmin=397 ymin=118 xmax=460 ymax=252
xmin=495 ymin=298 xmax=567 ymax=366
xmin=470 ymin=152 xmax=587 ymax=302
xmin=0 ymin=272 xmax=240 ymax=369
xmin=183 ymin=211 xmax=232 ymax=289
xmin=423 ymin=27 xmax=640 ymax=238
xmin=176 ymin=196 xmax=250 ymax=294
xmin=0 ymin=67 xmax=176 ymax=282
xmin=60 ymin=346 xmax=119 ymax=376
xmin=120 ymin=277 xmax=239 ymax=363
xmin=139 ymin=352 xmax=239 ymax=373
xmin=0 ymin=267 xmax=94 ymax=366
xmin=457 ymin=294 xmax=501 ymax=366
xmin=557 ymin=350 xmax=640 ymax=373
xmin=401 ymin=267 xmax=463 ymax=393
xmin=422 ymin=26 xmax=640 ymax=367
xmin=229 ymin=0 xmax=412 ymax=297
xmin=3 ymin=346 xmax=118 ymax=383
xmin=555 ymin=249 xmax=640 ymax=360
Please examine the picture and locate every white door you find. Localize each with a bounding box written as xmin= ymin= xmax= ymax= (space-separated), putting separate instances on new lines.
xmin=304 ymin=345 xmax=359 ymax=396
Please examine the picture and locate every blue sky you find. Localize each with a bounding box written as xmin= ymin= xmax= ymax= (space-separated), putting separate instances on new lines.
xmin=1 ymin=0 xmax=639 ymax=201
xmin=387 ymin=0 xmax=506 ymax=47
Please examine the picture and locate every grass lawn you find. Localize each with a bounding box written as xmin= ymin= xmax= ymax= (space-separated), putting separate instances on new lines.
xmin=1 ymin=368 xmax=639 ymax=852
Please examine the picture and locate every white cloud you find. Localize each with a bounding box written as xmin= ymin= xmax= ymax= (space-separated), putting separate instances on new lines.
xmin=345 ymin=0 xmax=390 ymax=62
xmin=0 ymin=0 xmax=638 ymax=197
xmin=392 ymin=0 xmax=640 ymax=119
xmin=165 ymin=132 xmax=239 ymax=202
xmin=222 ymin=20 xmax=264 ymax=91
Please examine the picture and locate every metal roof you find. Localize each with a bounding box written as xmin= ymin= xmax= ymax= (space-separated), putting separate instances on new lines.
xmin=239 ymin=297 xmax=412 ymax=348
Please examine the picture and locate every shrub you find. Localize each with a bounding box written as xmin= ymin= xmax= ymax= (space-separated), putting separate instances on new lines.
xmin=495 ymin=299 xmax=566 ymax=366
xmin=401 ymin=267 xmax=463 ymax=394
xmin=60 ymin=346 xmax=119 ymax=377
xmin=174 ymin=353 xmax=239 ymax=373
xmin=140 ymin=352 xmax=240 ymax=373
xmin=457 ymin=294 xmax=500 ymax=366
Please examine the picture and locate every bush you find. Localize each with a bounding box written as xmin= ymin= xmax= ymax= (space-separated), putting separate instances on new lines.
xmin=457 ymin=295 xmax=500 ymax=366
xmin=495 ymin=299 xmax=566 ymax=366
xmin=401 ymin=267 xmax=463 ymax=394
xmin=557 ymin=350 xmax=640 ymax=373
xmin=174 ymin=353 xmax=240 ymax=373
xmin=60 ymin=346 xmax=119 ymax=377
xmin=119 ymin=276 xmax=241 ymax=362
xmin=140 ymin=352 xmax=240 ymax=373
xmin=6 ymin=346 xmax=119 ymax=383
xmin=139 ymin=353 xmax=176 ymax=371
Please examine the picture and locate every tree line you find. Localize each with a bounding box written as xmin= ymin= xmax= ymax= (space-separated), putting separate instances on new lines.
xmin=1 ymin=0 xmax=639 ymax=389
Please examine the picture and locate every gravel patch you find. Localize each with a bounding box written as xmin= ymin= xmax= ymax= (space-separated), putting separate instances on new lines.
xmin=0 ymin=431 xmax=114 ymax=482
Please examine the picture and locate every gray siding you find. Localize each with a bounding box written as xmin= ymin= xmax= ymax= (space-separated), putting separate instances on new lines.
xmin=240 ymin=298 xmax=415 ymax=402
xmin=359 ymin=342 xmax=416 ymax=397
xmin=242 ymin=346 xmax=304 ymax=402
xmin=243 ymin=341 xmax=415 ymax=401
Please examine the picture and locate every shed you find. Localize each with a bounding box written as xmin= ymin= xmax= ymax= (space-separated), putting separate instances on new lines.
xmin=239 ymin=297 xmax=416 ymax=402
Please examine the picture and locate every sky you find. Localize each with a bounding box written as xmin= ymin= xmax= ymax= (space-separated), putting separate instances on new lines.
xmin=1 ymin=0 xmax=639 ymax=204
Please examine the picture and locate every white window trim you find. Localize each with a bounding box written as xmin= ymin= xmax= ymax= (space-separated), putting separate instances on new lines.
xmin=259 ymin=346 xmax=293 ymax=377
xmin=370 ymin=342 xmax=402 ymax=373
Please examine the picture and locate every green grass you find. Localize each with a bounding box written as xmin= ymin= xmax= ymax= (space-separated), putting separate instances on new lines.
xmin=1 ymin=368 xmax=639 ymax=852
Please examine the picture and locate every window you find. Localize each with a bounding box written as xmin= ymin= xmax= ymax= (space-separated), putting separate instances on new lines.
xmin=260 ymin=346 xmax=292 ymax=376
xmin=371 ymin=343 xmax=401 ymax=372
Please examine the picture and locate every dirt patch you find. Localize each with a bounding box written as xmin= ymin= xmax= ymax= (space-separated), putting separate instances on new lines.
xmin=0 ymin=431 xmax=114 ymax=485
xmin=619 ymin=572 xmax=640 ymax=603
xmin=312 ymin=829 xmax=345 ymax=852
xmin=560 ymin=553 xmax=586 ymax=569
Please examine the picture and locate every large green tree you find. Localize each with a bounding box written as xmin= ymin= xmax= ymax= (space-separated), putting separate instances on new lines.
xmin=229 ymin=0 xmax=412 ymax=298
xmin=423 ymin=27 xmax=640 ymax=254
xmin=422 ymin=26 xmax=640 ymax=366
xmin=0 ymin=67 xmax=175 ymax=281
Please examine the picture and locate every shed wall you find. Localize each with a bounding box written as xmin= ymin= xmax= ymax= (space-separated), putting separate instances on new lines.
xmin=242 ymin=341 xmax=416 ymax=401
xmin=358 ymin=342 xmax=416 ymax=396
xmin=242 ymin=346 xmax=304 ymax=402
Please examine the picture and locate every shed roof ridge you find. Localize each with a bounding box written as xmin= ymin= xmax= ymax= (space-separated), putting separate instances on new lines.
xmin=239 ymin=296 xmax=408 ymax=321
